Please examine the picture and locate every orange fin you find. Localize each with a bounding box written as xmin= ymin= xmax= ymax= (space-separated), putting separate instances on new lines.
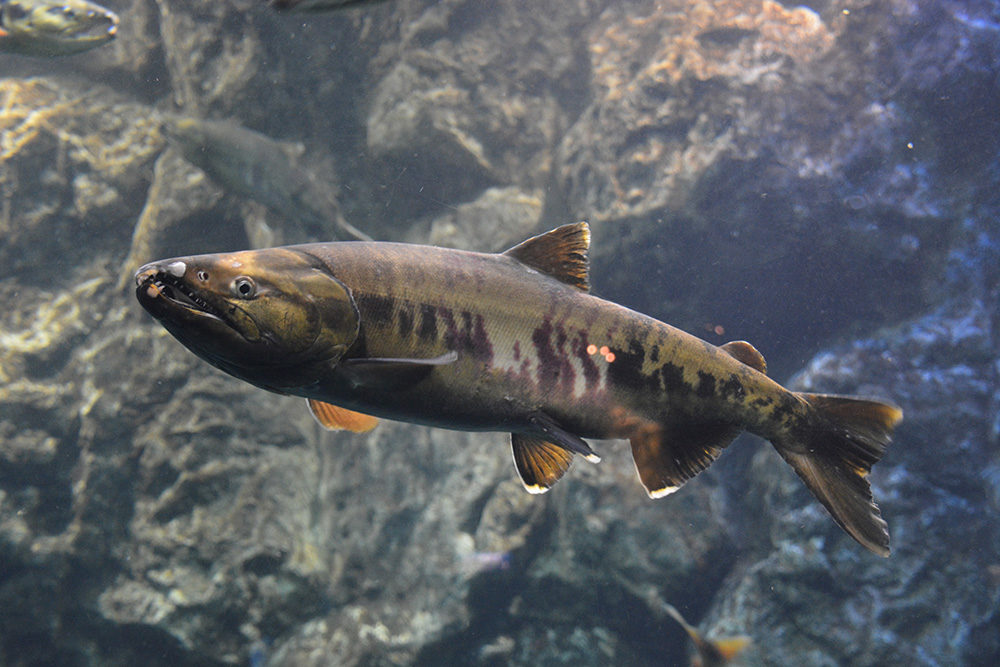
xmin=664 ymin=603 xmax=751 ymax=665
xmin=307 ymin=399 xmax=379 ymax=432
xmin=712 ymin=636 xmax=752 ymax=660
xmin=511 ymin=434 xmax=574 ymax=494
xmin=503 ymin=222 xmax=590 ymax=292
xmin=720 ymin=340 xmax=766 ymax=373
xmin=629 ymin=422 xmax=739 ymax=498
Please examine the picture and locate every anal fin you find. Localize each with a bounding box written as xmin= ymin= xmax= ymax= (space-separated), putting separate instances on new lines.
xmin=629 ymin=422 xmax=739 ymax=498
xmin=308 ymin=399 xmax=379 ymax=432
xmin=511 ymin=434 xmax=575 ymax=494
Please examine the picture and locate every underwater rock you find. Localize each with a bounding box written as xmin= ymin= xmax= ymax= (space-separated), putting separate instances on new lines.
xmin=118 ymin=147 xmax=227 ymax=287
xmin=555 ymin=0 xmax=955 ymax=370
xmin=0 ymin=76 xmax=164 ymax=282
xmin=2 ymin=0 xmax=1000 ymax=665
xmin=153 ymin=0 xmax=263 ymax=115
xmin=362 ymin=0 xmax=593 ymax=223
xmin=705 ymin=212 xmax=1000 ymax=665
xmin=409 ymin=185 xmax=545 ymax=251
xmin=559 ymin=0 xmax=837 ymax=225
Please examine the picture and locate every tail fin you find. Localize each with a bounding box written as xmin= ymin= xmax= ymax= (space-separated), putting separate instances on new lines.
xmin=773 ymin=393 xmax=903 ymax=557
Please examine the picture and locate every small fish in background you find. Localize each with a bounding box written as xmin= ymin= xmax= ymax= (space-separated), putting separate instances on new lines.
xmin=161 ymin=115 xmax=372 ymax=244
xmin=663 ymin=603 xmax=751 ymax=667
xmin=269 ymin=0 xmax=391 ymax=12
xmin=134 ymin=222 xmax=903 ymax=556
xmin=0 ymin=0 xmax=118 ymax=56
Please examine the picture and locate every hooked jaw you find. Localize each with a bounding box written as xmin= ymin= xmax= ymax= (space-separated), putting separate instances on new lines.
xmin=134 ymin=260 xmax=223 ymax=323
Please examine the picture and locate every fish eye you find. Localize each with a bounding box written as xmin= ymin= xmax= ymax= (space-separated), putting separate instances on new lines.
xmin=232 ymin=277 xmax=256 ymax=298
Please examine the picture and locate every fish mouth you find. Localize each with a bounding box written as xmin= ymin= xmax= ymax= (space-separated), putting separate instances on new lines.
xmin=135 ymin=269 xmax=223 ymax=322
xmin=72 ymin=11 xmax=118 ymax=41
xmin=54 ymin=5 xmax=119 ymax=42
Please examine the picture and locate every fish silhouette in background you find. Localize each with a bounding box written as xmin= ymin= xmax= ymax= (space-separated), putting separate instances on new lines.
xmin=0 ymin=0 xmax=117 ymax=56
xmin=161 ymin=115 xmax=372 ymax=244
xmin=135 ymin=223 xmax=903 ymax=556
xmin=664 ymin=602 xmax=751 ymax=667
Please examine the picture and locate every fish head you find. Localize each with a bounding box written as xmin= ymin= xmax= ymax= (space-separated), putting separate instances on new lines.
xmin=0 ymin=0 xmax=119 ymax=56
xmin=135 ymin=248 xmax=359 ymax=392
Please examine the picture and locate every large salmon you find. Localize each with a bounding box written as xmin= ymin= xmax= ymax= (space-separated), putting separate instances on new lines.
xmin=135 ymin=223 xmax=902 ymax=555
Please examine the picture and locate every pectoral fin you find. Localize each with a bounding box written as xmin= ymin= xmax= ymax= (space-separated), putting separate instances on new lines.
xmin=338 ymin=351 xmax=458 ymax=391
xmin=511 ymin=434 xmax=575 ymax=494
xmin=308 ymin=399 xmax=379 ymax=432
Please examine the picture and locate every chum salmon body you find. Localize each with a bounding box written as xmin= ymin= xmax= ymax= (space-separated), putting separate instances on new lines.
xmin=135 ymin=223 xmax=902 ymax=556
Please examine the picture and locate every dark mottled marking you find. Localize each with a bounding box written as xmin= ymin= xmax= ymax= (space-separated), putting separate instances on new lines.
xmin=418 ymin=304 xmax=437 ymax=340
xmin=649 ymin=345 xmax=660 ymax=364
xmin=607 ymin=339 xmax=649 ymax=390
xmin=438 ymin=308 xmax=493 ymax=362
xmin=397 ymin=303 xmax=414 ymax=337
xmin=439 ymin=307 xmax=458 ymax=347
xmin=513 ymin=340 xmax=521 ymax=361
xmin=471 ymin=313 xmax=494 ymax=363
xmin=769 ymin=394 xmax=800 ymax=423
xmin=531 ymin=321 xmax=557 ymax=391
xmin=659 ymin=362 xmax=688 ymax=395
xmin=359 ymin=294 xmax=395 ymax=321
xmin=531 ymin=319 xmax=575 ymax=394
xmin=719 ymin=374 xmax=745 ymax=400
xmin=696 ymin=371 xmax=716 ymax=398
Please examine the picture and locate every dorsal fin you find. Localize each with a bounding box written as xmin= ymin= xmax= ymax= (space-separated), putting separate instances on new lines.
xmin=721 ymin=340 xmax=766 ymax=374
xmin=503 ymin=222 xmax=590 ymax=292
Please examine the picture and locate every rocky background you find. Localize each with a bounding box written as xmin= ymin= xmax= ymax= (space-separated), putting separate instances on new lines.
xmin=1 ymin=0 xmax=998 ymax=665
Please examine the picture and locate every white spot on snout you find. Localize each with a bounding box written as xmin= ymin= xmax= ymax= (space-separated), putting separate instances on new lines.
xmin=165 ymin=261 xmax=186 ymax=277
